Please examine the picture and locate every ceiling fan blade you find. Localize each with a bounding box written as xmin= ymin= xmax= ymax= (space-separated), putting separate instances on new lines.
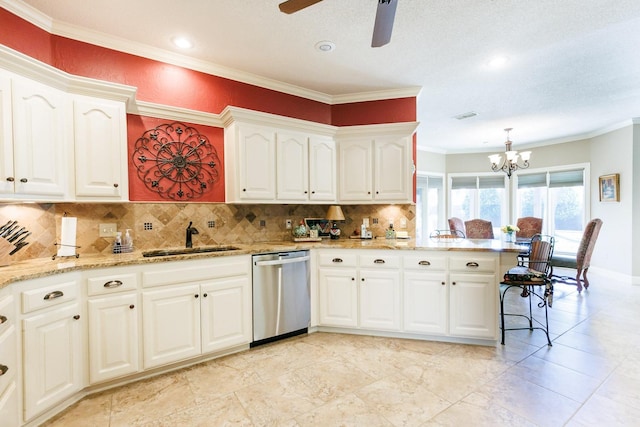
xmin=279 ymin=0 xmax=323 ymax=14
xmin=371 ymin=0 xmax=398 ymax=47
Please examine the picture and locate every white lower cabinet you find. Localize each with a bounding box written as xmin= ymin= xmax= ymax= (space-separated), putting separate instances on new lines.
xmin=23 ymin=302 xmax=83 ymax=421
xmin=88 ymin=293 xmax=139 ymax=383
xmin=359 ymin=269 xmax=400 ymax=331
xmin=200 ymin=276 xmax=251 ymax=354
xmin=141 ymin=256 xmax=252 ymax=369
xmin=0 ymin=287 xmax=18 ymax=427
xmin=403 ymin=271 xmax=448 ymax=335
xmin=142 ymin=284 xmax=201 ymax=369
xmin=449 ymin=273 xmax=497 ymax=339
xmin=318 ymin=267 xmax=358 ymax=328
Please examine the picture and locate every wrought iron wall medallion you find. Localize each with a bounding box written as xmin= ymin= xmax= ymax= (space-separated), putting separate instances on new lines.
xmin=132 ymin=122 xmax=221 ymax=200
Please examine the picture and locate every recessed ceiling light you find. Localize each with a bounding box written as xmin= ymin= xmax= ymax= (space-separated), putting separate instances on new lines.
xmin=487 ymin=55 xmax=509 ymax=68
xmin=172 ymin=36 xmax=193 ymax=49
xmin=315 ymin=41 xmax=336 ymax=52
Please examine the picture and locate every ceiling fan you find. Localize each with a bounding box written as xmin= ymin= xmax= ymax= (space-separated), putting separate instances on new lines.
xmin=278 ymin=0 xmax=398 ymax=47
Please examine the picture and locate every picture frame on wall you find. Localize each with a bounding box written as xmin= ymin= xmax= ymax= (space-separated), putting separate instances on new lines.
xmin=599 ymin=173 xmax=620 ymax=202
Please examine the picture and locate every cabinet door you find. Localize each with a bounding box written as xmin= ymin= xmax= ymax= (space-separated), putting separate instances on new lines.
xmin=88 ymin=293 xmax=139 ymax=384
xmin=0 ymin=73 xmax=14 ymax=195
xmin=318 ymin=268 xmax=358 ymax=327
xmin=359 ymin=269 xmax=401 ymax=331
xmin=142 ymin=284 xmax=201 ymax=369
xmin=403 ymin=272 xmax=448 ymax=335
xmin=339 ymin=140 xmax=372 ymax=201
xmin=0 ymin=382 xmax=19 ymax=427
xmin=73 ymin=96 xmax=127 ymax=199
xmin=238 ymin=125 xmax=276 ymax=200
xmin=374 ymin=137 xmax=412 ymax=202
xmin=201 ymin=276 xmax=251 ymax=354
xmin=449 ymin=273 xmax=497 ymax=339
xmin=11 ymin=77 xmax=70 ymax=198
xmin=309 ymin=136 xmax=336 ymax=202
xmin=23 ymin=303 xmax=83 ymax=421
xmin=276 ymin=131 xmax=309 ymax=201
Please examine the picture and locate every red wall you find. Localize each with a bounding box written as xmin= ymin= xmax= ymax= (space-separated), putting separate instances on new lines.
xmin=1 ymin=8 xmax=417 ymax=202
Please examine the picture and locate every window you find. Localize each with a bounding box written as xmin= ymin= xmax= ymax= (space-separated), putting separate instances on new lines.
xmin=416 ymin=174 xmax=444 ymax=242
xmin=449 ymin=174 xmax=507 ymax=237
xmin=515 ymin=167 xmax=588 ymax=254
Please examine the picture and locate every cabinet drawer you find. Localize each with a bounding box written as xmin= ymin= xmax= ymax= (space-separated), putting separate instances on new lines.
xmin=449 ymin=255 xmax=497 ymax=273
xmin=142 ymin=256 xmax=249 ymax=288
xmin=87 ymin=271 xmax=138 ymax=296
xmin=0 ymin=325 xmax=16 ymax=394
xmin=317 ymin=252 xmax=357 ymax=268
xmin=359 ymin=253 xmax=400 ymax=268
xmin=403 ymin=254 xmax=447 ymax=271
xmin=21 ymin=279 xmax=78 ymax=314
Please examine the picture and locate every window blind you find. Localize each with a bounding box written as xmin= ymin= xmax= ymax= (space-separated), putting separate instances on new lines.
xmin=549 ymin=169 xmax=583 ymax=187
xmin=517 ymin=173 xmax=547 ymax=188
xmin=451 ymin=176 xmax=477 ymax=189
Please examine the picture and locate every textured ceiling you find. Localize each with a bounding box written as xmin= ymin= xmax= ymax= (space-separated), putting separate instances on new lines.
xmin=12 ymin=0 xmax=640 ymax=153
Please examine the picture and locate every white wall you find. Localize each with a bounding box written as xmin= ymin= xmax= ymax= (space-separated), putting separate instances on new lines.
xmin=590 ymin=125 xmax=635 ymax=281
xmin=416 ymin=150 xmax=446 ymax=173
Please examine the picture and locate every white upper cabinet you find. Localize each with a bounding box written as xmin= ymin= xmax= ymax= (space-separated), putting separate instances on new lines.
xmin=308 ymin=136 xmax=337 ymax=202
xmin=0 ymin=50 xmax=135 ymax=202
xmin=224 ymin=109 xmax=337 ymax=204
xmin=277 ymin=132 xmax=337 ymax=203
xmin=337 ymin=123 xmax=417 ymax=204
xmin=7 ymin=75 xmax=71 ymax=199
xmin=73 ymin=95 xmax=128 ymax=200
xmin=276 ymin=131 xmax=309 ymax=201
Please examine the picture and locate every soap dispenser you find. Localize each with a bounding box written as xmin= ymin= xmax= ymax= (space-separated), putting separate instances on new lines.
xmin=123 ymin=229 xmax=133 ymax=252
xmin=113 ymin=231 xmax=122 ymax=254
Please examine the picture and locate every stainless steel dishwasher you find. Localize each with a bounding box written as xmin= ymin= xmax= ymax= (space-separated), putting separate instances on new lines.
xmin=251 ymin=250 xmax=310 ymax=347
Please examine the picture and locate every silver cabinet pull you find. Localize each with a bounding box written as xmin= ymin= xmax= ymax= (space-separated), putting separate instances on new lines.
xmin=0 ymin=315 xmax=7 ymax=324
xmin=332 ymin=258 xmax=343 ymax=263
xmin=0 ymin=364 xmax=8 ymax=376
xmin=104 ymin=280 xmax=123 ymax=288
xmin=418 ymin=260 xmax=431 ymax=266
xmin=44 ymin=290 xmax=64 ymax=300
xmin=374 ymin=259 xmax=385 ymax=264
xmin=466 ymin=262 xmax=479 ymax=268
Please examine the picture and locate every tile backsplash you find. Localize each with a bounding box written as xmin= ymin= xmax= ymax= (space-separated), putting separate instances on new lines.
xmin=0 ymin=203 xmax=416 ymax=261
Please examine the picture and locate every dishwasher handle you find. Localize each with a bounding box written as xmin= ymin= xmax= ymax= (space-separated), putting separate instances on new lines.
xmin=254 ymin=255 xmax=310 ymax=267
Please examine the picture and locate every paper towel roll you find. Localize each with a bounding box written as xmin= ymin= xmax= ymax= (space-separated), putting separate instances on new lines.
xmin=57 ymin=217 xmax=77 ymax=257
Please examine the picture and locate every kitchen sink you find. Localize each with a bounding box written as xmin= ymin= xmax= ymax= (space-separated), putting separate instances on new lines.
xmin=142 ymin=246 xmax=241 ymax=257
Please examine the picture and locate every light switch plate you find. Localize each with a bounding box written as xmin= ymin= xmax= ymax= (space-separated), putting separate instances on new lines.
xmin=99 ymin=223 xmax=117 ymax=237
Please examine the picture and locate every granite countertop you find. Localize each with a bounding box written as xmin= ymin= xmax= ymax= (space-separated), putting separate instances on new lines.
xmin=0 ymin=238 xmax=525 ymax=289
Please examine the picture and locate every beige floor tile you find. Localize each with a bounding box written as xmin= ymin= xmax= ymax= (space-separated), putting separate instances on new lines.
xmin=185 ymin=358 xmax=262 ymax=403
xmin=426 ymin=393 xmax=536 ymax=427
xmin=355 ymin=374 xmax=451 ymax=426
xmin=233 ymin=370 xmax=326 ymax=425
xmin=146 ymin=393 xmax=254 ymax=427
xmin=42 ymin=391 xmax=112 ymax=427
xmin=475 ymin=371 xmax=582 ymax=426
xmin=109 ymin=371 xmax=196 ymax=426
xmin=295 ymin=393 xmax=394 ymax=427
xmin=531 ymin=342 xmax=618 ymax=380
xmin=567 ymin=393 xmax=640 ymax=427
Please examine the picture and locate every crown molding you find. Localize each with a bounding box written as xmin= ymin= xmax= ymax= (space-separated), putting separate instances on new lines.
xmin=131 ymin=101 xmax=224 ymax=128
xmin=3 ymin=0 xmax=420 ymax=106
xmin=220 ymin=106 xmax=337 ymax=136
xmin=0 ymin=45 xmax=137 ymax=103
xmin=335 ymin=121 xmax=419 ymax=139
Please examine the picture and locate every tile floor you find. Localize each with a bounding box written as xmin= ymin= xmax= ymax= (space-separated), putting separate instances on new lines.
xmin=44 ymin=269 xmax=640 ymax=426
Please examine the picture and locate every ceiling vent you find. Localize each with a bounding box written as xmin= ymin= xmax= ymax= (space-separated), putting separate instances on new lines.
xmin=453 ymin=111 xmax=478 ymax=120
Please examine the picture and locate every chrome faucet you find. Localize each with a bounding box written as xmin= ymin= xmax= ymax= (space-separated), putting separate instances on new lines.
xmin=185 ymin=221 xmax=199 ymax=248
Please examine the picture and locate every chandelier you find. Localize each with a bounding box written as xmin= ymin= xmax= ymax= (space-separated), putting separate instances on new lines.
xmin=488 ymin=128 xmax=531 ymax=179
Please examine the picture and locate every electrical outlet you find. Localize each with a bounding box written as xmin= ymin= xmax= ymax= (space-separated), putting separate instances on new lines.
xmin=363 ymin=218 xmax=369 ymax=227
xmin=400 ymin=218 xmax=407 ymax=228
xmin=99 ymin=223 xmax=117 ymax=237
xmin=286 ymin=219 xmax=292 ymax=229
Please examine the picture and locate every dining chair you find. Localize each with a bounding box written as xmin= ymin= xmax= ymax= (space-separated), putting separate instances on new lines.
xmin=464 ymin=219 xmax=494 ymax=239
xmin=516 ymin=217 xmax=543 ymax=240
xmin=550 ymin=218 xmax=603 ymax=292
xmin=447 ymin=217 xmax=466 ymax=238
xmin=500 ymin=234 xmax=555 ymax=346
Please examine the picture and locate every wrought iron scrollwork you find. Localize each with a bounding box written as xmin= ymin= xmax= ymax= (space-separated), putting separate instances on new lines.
xmin=132 ymin=122 xmax=221 ymax=200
